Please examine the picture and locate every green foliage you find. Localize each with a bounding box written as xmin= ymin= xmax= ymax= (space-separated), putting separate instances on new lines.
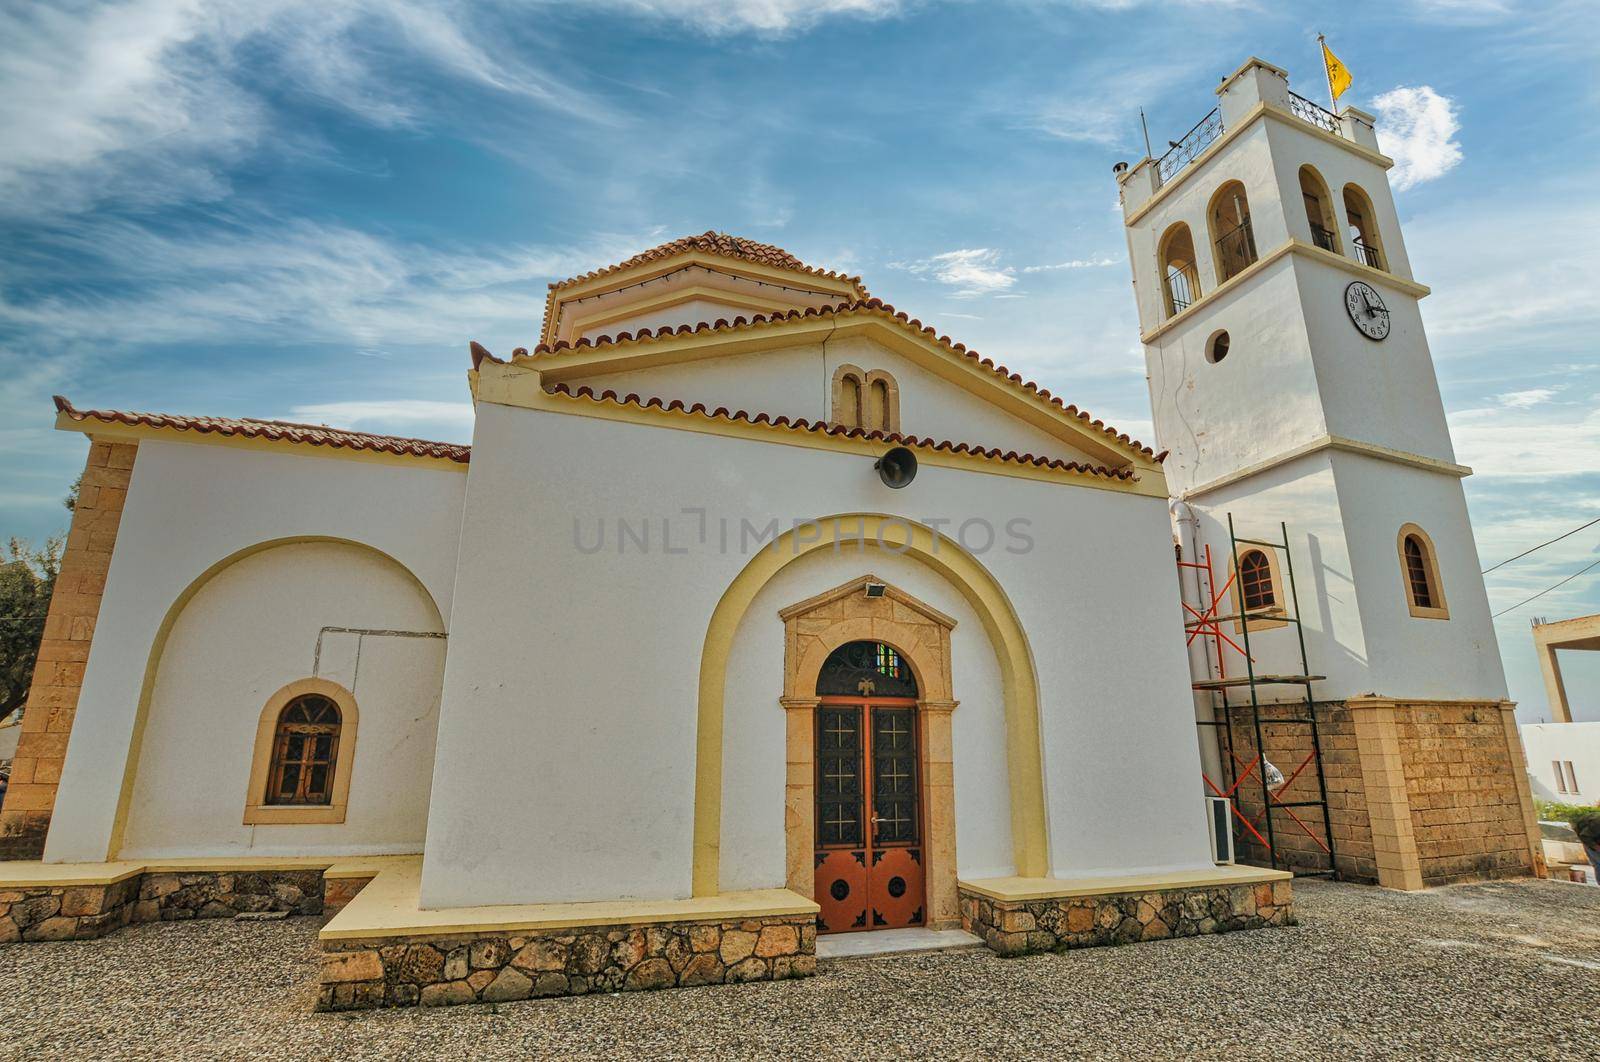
xmin=1536 ymin=799 xmax=1597 ymax=824
xmin=0 ymin=536 xmax=62 ymax=720
xmin=1570 ymin=809 xmax=1600 ymax=850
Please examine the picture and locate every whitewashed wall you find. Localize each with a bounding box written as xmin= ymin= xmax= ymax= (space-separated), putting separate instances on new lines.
xmin=44 ymin=439 xmax=466 ymax=863
xmin=719 ymin=548 xmax=1014 ymax=891
xmin=563 ymin=334 xmax=1098 ymax=467
xmin=419 ymin=401 xmax=1215 ymax=909
xmin=1520 ymin=722 xmax=1600 ymax=805
xmin=119 ymin=541 xmax=445 ymax=858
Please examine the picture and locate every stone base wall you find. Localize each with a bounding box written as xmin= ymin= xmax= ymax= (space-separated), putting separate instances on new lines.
xmin=1393 ymin=702 xmax=1537 ymax=885
xmin=959 ymin=879 xmax=1293 ymax=957
xmin=319 ymin=914 xmax=817 ymax=1011
xmin=324 ymin=875 xmax=374 ymax=913
xmin=1222 ymin=701 xmax=1370 ymax=880
xmin=1214 ymin=698 xmax=1539 ymax=888
xmin=1 ymin=869 xmax=326 ymax=943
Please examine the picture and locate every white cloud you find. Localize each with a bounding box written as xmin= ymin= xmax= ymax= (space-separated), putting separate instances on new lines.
xmin=1492 ymin=387 xmax=1560 ymax=409
xmin=0 ymin=214 xmax=653 ymax=351
xmin=603 ymin=0 xmax=902 ymax=34
xmin=0 ymin=0 xmax=617 ymax=218
xmin=1022 ymin=256 xmax=1119 ymax=273
xmin=1372 ymin=85 xmax=1463 ymax=190
xmin=892 ymin=248 xmax=1017 ymax=297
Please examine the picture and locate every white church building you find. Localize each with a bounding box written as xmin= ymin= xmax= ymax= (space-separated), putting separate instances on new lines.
xmin=0 ymin=58 xmax=1543 ymax=1009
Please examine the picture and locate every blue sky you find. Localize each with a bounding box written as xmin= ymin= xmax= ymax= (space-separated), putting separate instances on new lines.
xmin=1 ymin=0 xmax=1595 ymax=720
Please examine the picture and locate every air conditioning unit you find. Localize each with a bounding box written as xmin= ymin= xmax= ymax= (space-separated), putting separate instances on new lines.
xmin=1206 ymin=796 xmax=1236 ymax=865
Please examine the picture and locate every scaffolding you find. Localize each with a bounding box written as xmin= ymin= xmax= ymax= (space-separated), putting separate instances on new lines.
xmin=1180 ymin=514 xmax=1337 ymax=876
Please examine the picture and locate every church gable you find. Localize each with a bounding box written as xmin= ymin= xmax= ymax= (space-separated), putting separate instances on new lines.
xmin=541 ymin=231 xmax=866 ymax=347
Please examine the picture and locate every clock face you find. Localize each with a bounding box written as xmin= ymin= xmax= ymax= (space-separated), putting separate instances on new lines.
xmin=1344 ymin=281 xmax=1391 ymax=341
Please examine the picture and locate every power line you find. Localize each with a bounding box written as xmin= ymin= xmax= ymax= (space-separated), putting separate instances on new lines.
xmin=1492 ymin=556 xmax=1600 ymax=619
xmin=1482 ymin=516 xmax=1600 ymax=574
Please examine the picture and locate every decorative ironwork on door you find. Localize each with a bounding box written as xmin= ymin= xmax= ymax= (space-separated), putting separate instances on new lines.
xmin=814 ymin=641 xmax=924 ymax=933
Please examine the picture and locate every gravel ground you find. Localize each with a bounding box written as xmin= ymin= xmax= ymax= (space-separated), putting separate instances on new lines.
xmin=2 ymin=878 xmax=1597 ymax=1060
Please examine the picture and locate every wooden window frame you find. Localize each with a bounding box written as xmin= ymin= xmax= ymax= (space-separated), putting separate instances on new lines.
xmin=244 ymin=678 xmax=359 ymax=825
xmin=1396 ymin=523 xmax=1449 ymax=620
xmin=1230 ymin=547 xmax=1287 ymax=633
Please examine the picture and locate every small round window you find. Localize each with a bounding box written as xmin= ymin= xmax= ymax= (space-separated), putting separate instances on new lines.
xmin=1206 ymin=330 xmax=1230 ymax=363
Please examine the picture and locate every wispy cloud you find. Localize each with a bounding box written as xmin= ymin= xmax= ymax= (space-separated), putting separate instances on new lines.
xmin=602 ymin=0 xmax=904 ymax=35
xmin=891 ymin=248 xmax=1017 ymax=297
xmin=1372 ymin=85 xmax=1462 ymax=190
xmin=1022 ymin=256 xmax=1119 ymax=273
xmin=0 ymin=0 xmax=609 ymax=218
xmin=284 ymin=399 xmax=475 ymax=435
xmin=1492 ymin=387 xmax=1560 ymax=409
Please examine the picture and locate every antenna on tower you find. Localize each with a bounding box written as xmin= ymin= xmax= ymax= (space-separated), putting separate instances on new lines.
xmin=1139 ymin=108 xmax=1153 ymax=160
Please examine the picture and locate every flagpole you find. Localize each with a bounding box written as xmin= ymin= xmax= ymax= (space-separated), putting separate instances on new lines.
xmin=1317 ymin=33 xmax=1338 ymax=113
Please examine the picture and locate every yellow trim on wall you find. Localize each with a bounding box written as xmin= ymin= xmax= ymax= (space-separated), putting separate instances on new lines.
xmin=544 ymin=251 xmax=862 ymax=345
xmin=1396 ymin=522 xmax=1450 ymax=621
xmin=1123 ymin=100 xmax=1395 ymax=229
xmin=490 ymin=326 xmax=1161 ymax=478
xmin=564 ymin=284 xmax=808 ymax=341
xmin=477 ymin=367 xmax=1165 ymax=498
xmin=106 ymin=537 xmax=446 ymax=859
xmin=690 ymin=514 xmax=1050 ymax=897
xmin=242 ymin=677 xmax=360 ymax=826
xmin=54 ymin=413 xmax=469 ymax=473
xmin=1182 ymin=434 xmax=1471 ymax=500
xmin=1140 ymin=239 xmax=1431 ymax=345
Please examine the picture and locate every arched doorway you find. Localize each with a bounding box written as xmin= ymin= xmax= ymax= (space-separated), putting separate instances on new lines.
xmin=813 ymin=640 xmax=926 ymax=933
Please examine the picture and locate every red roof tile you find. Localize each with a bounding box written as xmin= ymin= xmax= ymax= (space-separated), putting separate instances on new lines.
xmin=548 ymin=231 xmax=864 ymax=294
xmin=542 ymin=383 xmax=1140 ymax=484
xmin=53 ymin=396 xmax=470 ymax=464
xmin=513 ymin=299 xmax=1156 ymax=460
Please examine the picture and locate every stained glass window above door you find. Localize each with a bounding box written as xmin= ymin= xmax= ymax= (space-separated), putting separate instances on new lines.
xmin=816 ymin=641 xmax=919 ymax=698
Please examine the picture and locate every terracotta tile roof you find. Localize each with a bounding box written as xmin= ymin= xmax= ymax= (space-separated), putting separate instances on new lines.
xmin=511 ymin=299 xmax=1156 ymax=460
xmin=542 ymin=383 xmax=1140 ymax=484
xmin=541 ymin=232 xmax=866 ymax=345
xmin=53 ymin=396 xmax=471 ymax=464
xmin=548 ymin=231 xmax=864 ymax=295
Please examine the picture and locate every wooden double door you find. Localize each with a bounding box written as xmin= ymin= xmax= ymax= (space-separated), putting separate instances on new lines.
xmin=814 ymin=697 xmax=926 ymax=933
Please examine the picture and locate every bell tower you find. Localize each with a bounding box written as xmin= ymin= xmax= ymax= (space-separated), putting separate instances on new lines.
xmin=1116 ymin=57 xmax=1505 ymax=704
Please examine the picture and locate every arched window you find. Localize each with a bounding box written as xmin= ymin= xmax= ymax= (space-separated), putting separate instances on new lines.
xmin=1299 ymin=166 xmax=1341 ymax=253
xmin=268 ymin=694 xmax=341 ymax=805
xmin=1342 ymin=184 xmax=1387 ymax=271
xmin=1208 ymin=180 xmax=1258 ymax=283
xmin=1397 ymin=524 xmax=1449 ymax=619
xmin=816 ymin=641 xmax=919 ymax=698
xmin=832 ymin=364 xmax=864 ymax=427
xmin=244 ymin=678 xmax=359 ymax=825
xmin=832 ymin=365 xmax=900 ymax=432
xmin=863 ymin=370 xmax=900 ymax=432
xmin=1158 ymin=223 xmax=1201 ymax=317
xmin=1239 ymin=549 xmax=1276 ymax=611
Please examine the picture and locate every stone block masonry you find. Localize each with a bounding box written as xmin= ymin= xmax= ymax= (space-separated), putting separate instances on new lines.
xmin=1218 ymin=697 xmax=1544 ymax=889
xmin=318 ymin=914 xmax=817 ymax=1010
xmin=0 ymin=869 xmax=325 ymax=942
xmin=958 ymin=879 xmax=1293 ymax=956
xmin=0 ymin=438 xmax=138 ymax=859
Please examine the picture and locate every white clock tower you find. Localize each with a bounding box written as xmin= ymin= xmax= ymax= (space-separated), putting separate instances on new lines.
xmin=1116 ymin=57 xmax=1506 ymax=706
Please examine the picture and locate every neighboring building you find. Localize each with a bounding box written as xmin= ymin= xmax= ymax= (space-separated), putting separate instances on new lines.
xmin=0 ymin=57 xmax=1545 ymax=1010
xmin=1529 ymin=614 xmax=1600 ymax=724
xmin=1522 ymin=723 xmax=1598 ymax=806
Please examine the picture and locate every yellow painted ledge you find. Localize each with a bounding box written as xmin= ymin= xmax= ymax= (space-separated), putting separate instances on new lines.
xmin=0 ymin=853 xmax=420 ymax=890
xmin=959 ymin=864 xmax=1292 ymax=902
xmin=321 ymin=859 xmax=819 ymax=942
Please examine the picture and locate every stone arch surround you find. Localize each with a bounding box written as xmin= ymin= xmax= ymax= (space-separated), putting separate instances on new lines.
xmin=691 ymin=513 xmax=1049 ymax=898
xmin=779 ymin=574 xmax=963 ymax=928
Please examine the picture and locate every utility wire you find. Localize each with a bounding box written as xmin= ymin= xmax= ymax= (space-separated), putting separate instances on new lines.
xmin=1482 ymin=516 xmax=1600 ymax=574
xmin=1492 ymin=556 xmax=1600 ymax=619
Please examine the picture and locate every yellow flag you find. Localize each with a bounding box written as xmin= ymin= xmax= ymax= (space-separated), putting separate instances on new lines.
xmin=1321 ymin=40 xmax=1353 ymax=104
